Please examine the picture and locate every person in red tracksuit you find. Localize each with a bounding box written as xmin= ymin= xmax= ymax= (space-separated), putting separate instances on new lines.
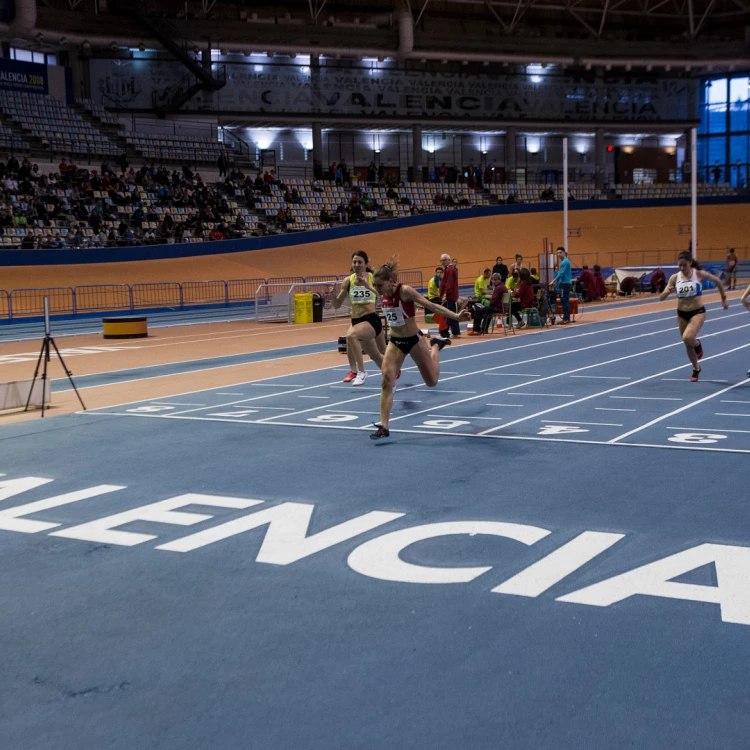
xmin=438 ymin=253 xmax=461 ymax=338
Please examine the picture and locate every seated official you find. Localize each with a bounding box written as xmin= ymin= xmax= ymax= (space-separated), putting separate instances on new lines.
xmin=474 ymin=268 xmax=491 ymax=304
xmin=578 ymin=265 xmax=597 ymax=301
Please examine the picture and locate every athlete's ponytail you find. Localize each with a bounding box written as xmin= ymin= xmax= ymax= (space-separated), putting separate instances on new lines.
xmin=678 ymin=250 xmax=701 ymax=270
xmin=374 ymin=254 xmax=399 ymax=282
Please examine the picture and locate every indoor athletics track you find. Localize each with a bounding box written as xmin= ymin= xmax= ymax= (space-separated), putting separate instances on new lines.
xmin=2 ymin=294 xmax=750 ymax=748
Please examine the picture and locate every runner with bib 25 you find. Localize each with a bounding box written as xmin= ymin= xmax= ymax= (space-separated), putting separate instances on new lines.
xmin=369 ymin=256 xmax=471 ymax=440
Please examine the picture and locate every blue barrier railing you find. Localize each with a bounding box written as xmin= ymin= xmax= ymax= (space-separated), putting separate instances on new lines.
xmin=0 ymin=272 xmax=425 ymax=322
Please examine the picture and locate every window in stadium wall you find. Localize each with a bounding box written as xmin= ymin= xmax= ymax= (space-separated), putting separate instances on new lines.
xmin=698 ymin=76 xmax=750 ymax=187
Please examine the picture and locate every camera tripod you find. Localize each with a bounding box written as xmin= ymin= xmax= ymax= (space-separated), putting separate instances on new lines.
xmin=24 ymin=298 xmax=86 ymax=418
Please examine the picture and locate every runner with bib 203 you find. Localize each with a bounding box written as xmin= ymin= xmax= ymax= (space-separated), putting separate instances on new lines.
xmin=660 ymin=250 xmax=728 ymax=382
xmin=333 ymin=250 xmax=387 ymax=387
xmin=370 ymin=256 xmax=471 ymax=440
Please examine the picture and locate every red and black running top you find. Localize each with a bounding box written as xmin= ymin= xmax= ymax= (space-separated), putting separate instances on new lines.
xmin=381 ymin=283 xmax=416 ymax=327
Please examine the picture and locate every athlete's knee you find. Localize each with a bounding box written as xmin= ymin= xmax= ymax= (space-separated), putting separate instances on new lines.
xmin=346 ymin=329 xmax=359 ymax=344
xmin=682 ymin=331 xmax=696 ymax=346
xmin=381 ymin=370 xmax=397 ymax=389
xmin=423 ymin=374 xmax=439 ymax=387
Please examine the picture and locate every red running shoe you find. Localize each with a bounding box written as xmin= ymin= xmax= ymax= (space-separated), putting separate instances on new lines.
xmin=691 ymin=367 xmax=701 ymax=382
xmin=343 ymin=370 xmax=357 ymax=383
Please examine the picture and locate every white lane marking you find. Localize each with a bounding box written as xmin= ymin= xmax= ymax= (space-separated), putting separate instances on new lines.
xmin=414 ymin=389 xmax=477 ymax=394
xmin=609 ymin=377 xmax=750 ymax=443
xmin=215 ymin=392 xmax=245 ymax=396
xmin=720 ymin=400 xmax=750 ymax=404
xmin=715 ymin=412 xmax=750 ymax=417
xmin=238 ymin=314 xmax=696 ymax=425
xmin=667 ymin=426 xmax=750 ymax=434
xmin=391 ymin=321 xmax=750 ymax=432
xmin=330 ymin=386 xmax=382 ymax=390
xmin=251 ymin=383 xmax=309 ymax=387
xmin=662 ymin=378 xmax=729 ymax=383
xmin=541 ymin=420 xmax=624 ymax=426
xmin=232 ymin=405 xmax=292 ymax=410
xmin=324 ymin=410 xmax=380 ymax=414
xmin=570 ymin=375 xmax=631 ymax=380
xmin=611 ymin=396 xmax=683 ymax=401
xmin=487 ymin=403 xmax=524 ymax=407
xmin=595 ymin=408 xmax=636 ymax=412
xmin=78 ymin=307 xmax=730 ymax=415
xmin=298 ymin=396 xmax=330 ymax=399
xmin=478 ymin=332 xmax=750 ymax=437
xmin=484 ymin=373 xmax=542 ymax=377
xmin=85 ymin=409 xmax=750 ymax=455
xmin=149 ymin=402 xmax=206 ymax=406
xmin=513 ymin=393 xmax=575 ymax=397
xmin=424 ymin=415 xmax=504 ymax=420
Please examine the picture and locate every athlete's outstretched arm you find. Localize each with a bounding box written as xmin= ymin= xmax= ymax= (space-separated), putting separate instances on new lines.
xmin=659 ymin=275 xmax=677 ymax=302
xmin=698 ymin=270 xmax=729 ymax=309
xmin=400 ymin=285 xmax=471 ymax=321
xmin=332 ymin=277 xmax=350 ymax=309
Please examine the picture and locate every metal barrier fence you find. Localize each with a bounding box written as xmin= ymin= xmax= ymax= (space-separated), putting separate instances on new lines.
xmin=75 ymin=284 xmax=132 ymax=313
xmin=0 ymin=271 xmax=425 ymax=322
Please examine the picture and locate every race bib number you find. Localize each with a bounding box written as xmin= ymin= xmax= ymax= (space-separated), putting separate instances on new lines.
xmin=382 ymin=306 xmax=405 ymax=327
xmin=351 ymin=285 xmax=375 ymax=304
xmin=675 ymin=280 xmax=699 ymax=298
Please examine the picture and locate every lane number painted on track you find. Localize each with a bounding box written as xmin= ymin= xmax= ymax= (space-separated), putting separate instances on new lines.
xmin=537 ymin=425 xmax=590 ymax=435
xmin=420 ymin=420 xmax=471 ymax=430
xmin=308 ymin=414 xmax=359 ymax=423
xmin=667 ymin=432 xmax=728 ymax=444
xmin=209 ymin=410 xmax=260 ymax=417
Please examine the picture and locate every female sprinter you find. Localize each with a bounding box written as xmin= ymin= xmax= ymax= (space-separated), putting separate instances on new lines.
xmin=333 ymin=250 xmax=386 ymax=386
xmin=370 ymin=257 xmax=471 ymax=440
xmin=660 ymin=250 xmax=728 ymax=381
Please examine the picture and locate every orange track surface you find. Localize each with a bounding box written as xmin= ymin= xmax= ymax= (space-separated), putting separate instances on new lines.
xmin=2 ymin=291 xmax=746 ymax=425
xmin=4 ymin=204 xmax=749 ymax=292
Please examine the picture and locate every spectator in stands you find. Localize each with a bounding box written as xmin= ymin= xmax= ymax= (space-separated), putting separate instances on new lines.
xmin=712 ymin=163 xmax=722 ymax=183
xmin=217 ymin=152 xmax=228 ymax=177
xmin=492 ymin=256 xmax=509 ymax=282
xmin=593 ymin=265 xmax=607 ymax=299
xmin=7 ymin=155 xmax=19 ymax=175
xmin=312 ymin=178 xmax=323 ymax=193
xmin=367 ymin=162 xmax=376 ymax=183
xmin=276 ymin=206 xmax=287 ymax=228
xmin=335 ymin=200 xmax=349 ymax=223
xmin=263 ymin=170 xmax=273 ymax=185
xmin=578 ymin=265 xmax=597 ymax=301
xmin=209 ymin=225 xmax=225 ymax=241
xmin=320 ymin=208 xmax=333 ymax=225
xmin=540 ymin=185 xmax=555 ymax=200
xmin=650 ymin=267 xmax=667 ymax=294
xmin=378 ymin=163 xmax=385 ymax=184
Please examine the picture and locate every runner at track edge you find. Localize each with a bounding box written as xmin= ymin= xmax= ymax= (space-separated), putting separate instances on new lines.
xmin=659 ymin=250 xmax=728 ymax=382
xmin=370 ymin=256 xmax=471 ymax=440
xmin=333 ymin=250 xmax=387 ymax=386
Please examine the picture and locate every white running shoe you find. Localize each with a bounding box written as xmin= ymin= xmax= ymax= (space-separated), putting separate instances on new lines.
xmin=352 ymin=371 xmax=368 ymax=386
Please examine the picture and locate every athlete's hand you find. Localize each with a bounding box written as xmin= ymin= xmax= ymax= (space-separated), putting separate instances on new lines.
xmin=458 ymin=308 xmax=472 ymax=321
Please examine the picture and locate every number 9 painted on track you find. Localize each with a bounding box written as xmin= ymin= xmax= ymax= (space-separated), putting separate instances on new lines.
xmin=308 ymin=414 xmax=359 ymax=423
